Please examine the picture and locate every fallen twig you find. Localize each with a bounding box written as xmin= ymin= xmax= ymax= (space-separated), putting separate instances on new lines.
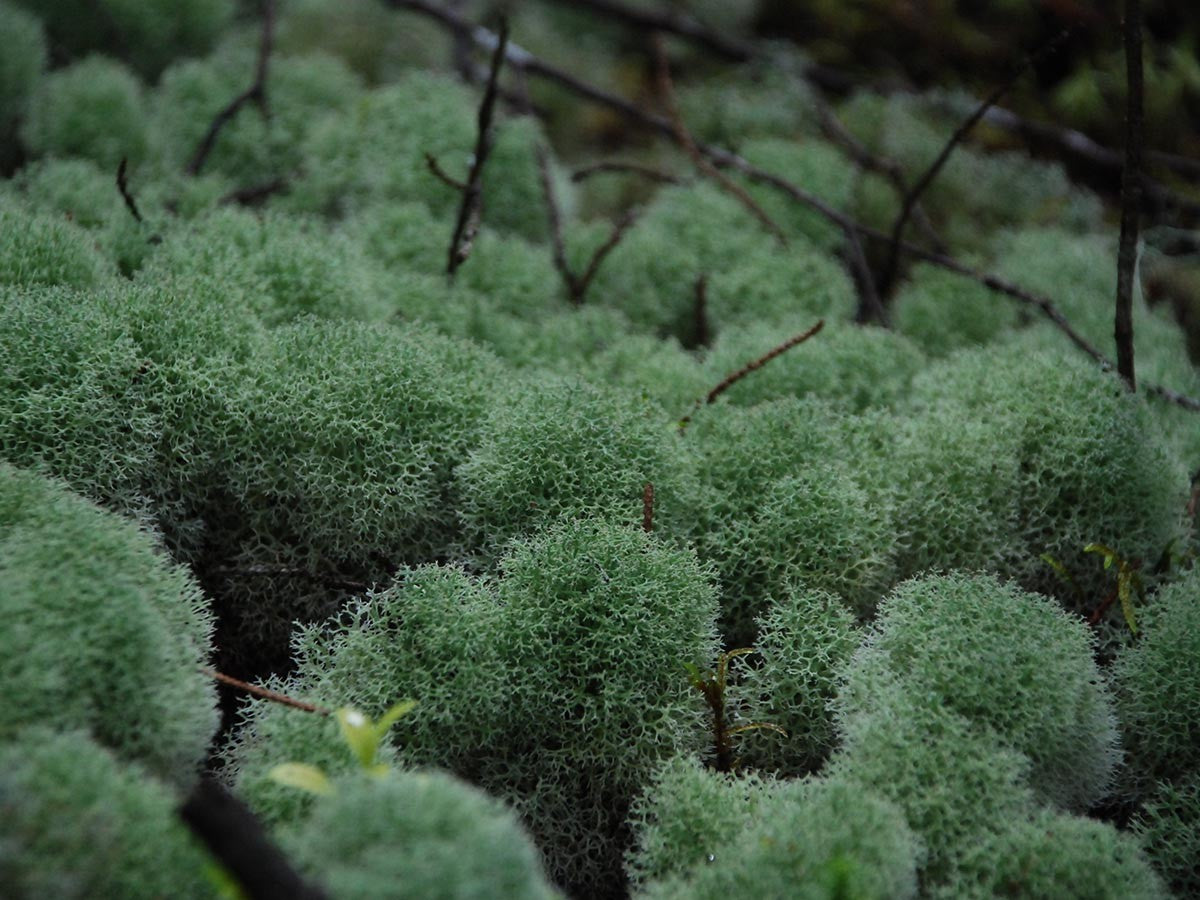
xmin=425 ymin=152 xmax=468 ymax=191
xmin=642 ymin=482 xmax=654 ymax=533
xmin=546 ymin=0 xmax=752 ymax=61
xmin=115 ymin=157 xmax=143 ymax=223
xmin=571 ymin=159 xmax=684 ymax=185
xmin=880 ymin=28 xmax=1075 ymax=294
xmin=680 ymin=319 xmax=824 ymax=429
xmin=1115 ymin=0 xmax=1142 ymax=390
xmin=652 ymin=33 xmax=788 ymax=246
xmin=539 ymin=143 xmax=640 ymax=305
xmin=180 ymin=778 xmax=331 ymax=900
xmin=200 ymin=667 xmax=330 ymax=715
xmin=446 ymin=18 xmax=508 ymax=275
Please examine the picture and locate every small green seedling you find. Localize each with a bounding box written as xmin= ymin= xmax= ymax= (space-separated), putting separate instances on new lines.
xmin=1084 ymin=543 xmax=1143 ymax=634
xmin=685 ymin=649 xmax=786 ymax=773
xmin=268 ymin=699 xmax=417 ymax=796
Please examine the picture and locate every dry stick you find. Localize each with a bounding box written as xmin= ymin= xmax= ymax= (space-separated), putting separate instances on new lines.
xmin=446 ymin=18 xmax=508 ymax=276
xmin=116 ymin=157 xmax=143 ymax=223
xmin=425 ymin=151 xmax=468 ymax=191
xmin=547 ymin=0 xmax=752 ymax=61
xmin=389 ymin=3 xmax=1200 ymax=413
xmin=642 ymin=482 xmax=654 ymax=533
xmin=538 ymin=142 xmax=641 ymax=304
xmin=219 ymin=177 xmax=288 ymax=206
xmin=880 ymin=28 xmax=1075 ymax=295
xmin=199 ymin=667 xmax=331 ymax=715
xmin=679 ymin=319 xmax=825 ymax=430
xmin=186 ymin=0 xmax=274 ymax=176
xmin=180 ymin=779 xmax=331 ymax=900
xmin=652 ymin=33 xmax=788 ymax=247
xmin=1115 ymin=0 xmax=1143 ymax=391
xmin=692 ymin=273 xmax=710 ymax=348
xmin=812 ymin=93 xmax=947 ymax=255
xmin=571 ymin=159 xmax=685 ymax=185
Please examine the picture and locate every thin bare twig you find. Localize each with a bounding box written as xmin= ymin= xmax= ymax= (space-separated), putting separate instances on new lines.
xmin=693 ymin=273 xmax=710 ymax=348
xmin=652 ymin=33 xmax=788 ymax=247
xmin=387 ymin=3 xmax=1200 ymax=413
xmin=219 ymin=177 xmax=288 ymax=206
xmin=1116 ymin=0 xmax=1142 ymax=391
xmin=546 ymin=0 xmax=752 ymax=61
xmin=199 ymin=667 xmax=330 ymax=715
xmin=538 ymin=143 xmax=640 ymax=305
xmin=881 ymin=28 xmax=1075 ymax=294
xmin=186 ymin=0 xmax=274 ymax=175
xmin=425 ymin=152 xmax=468 ymax=191
xmin=571 ymin=159 xmax=684 ymax=185
xmin=680 ymin=319 xmax=825 ymax=429
xmin=447 ymin=18 xmax=508 ymax=275
xmin=115 ymin=157 xmax=143 ymax=223
xmin=642 ymin=482 xmax=654 ymax=533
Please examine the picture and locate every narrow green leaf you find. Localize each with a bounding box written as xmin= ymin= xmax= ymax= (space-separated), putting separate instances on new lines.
xmin=268 ymin=762 xmax=334 ymax=797
xmin=337 ymin=706 xmax=379 ymax=769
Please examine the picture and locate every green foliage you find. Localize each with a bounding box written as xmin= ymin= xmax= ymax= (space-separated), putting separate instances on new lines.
xmin=1132 ymin=771 xmax=1200 ymax=898
xmin=282 ymin=769 xmax=558 ymax=900
xmin=0 ymin=729 xmax=216 ymax=899
xmin=21 ymin=54 xmax=149 ymax=168
xmin=732 ymin=587 xmax=860 ymax=777
xmin=893 ymin=263 xmax=1020 ymax=357
xmin=456 ymin=374 xmax=689 ymax=560
xmin=703 ymin=240 xmax=856 ymax=334
xmin=828 ymin=678 xmax=1036 ymax=886
xmin=640 ymin=777 xmax=920 ymax=900
xmin=625 ymin=756 xmax=775 ymax=888
xmin=483 ymin=519 xmax=721 ymax=895
xmin=0 ymin=463 xmax=218 ymax=781
xmin=1111 ymin=568 xmax=1200 ymax=788
xmin=841 ymin=573 xmax=1120 ymax=812
xmin=683 ymin=397 xmax=894 ymax=636
xmin=700 ymin=319 xmax=926 ymax=411
xmin=12 ymin=0 xmax=233 ymax=76
xmin=0 ymin=1 xmax=46 ymax=126
xmin=0 ymin=197 xmax=112 ymax=288
xmin=138 ymin=206 xmax=394 ymax=325
xmin=738 ymin=138 xmax=857 ymax=250
xmin=150 ymin=49 xmax=363 ymax=184
xmin=899 ymin=341 xmax=1188 ymax=603
xmin=227 ymin=565 xmax=506 ymax=825
xmin=589 ymin=183 xmax=773 ymax=340
xmin=934 ymin=809 xmax=1168 ymax=900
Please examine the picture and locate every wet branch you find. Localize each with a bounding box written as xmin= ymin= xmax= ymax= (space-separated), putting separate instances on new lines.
xmin=1115 ymin=0 xmax=1142 ymax=391
xmin=186 ymin=0 xmax=275 ymax=176
xmin=446 ymin=18 xmax=508 ymax=275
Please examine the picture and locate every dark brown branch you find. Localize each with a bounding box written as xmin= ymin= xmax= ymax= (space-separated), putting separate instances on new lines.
xmin=180 ymin=778 xmax=331 ymax=900
xmin=425 ymin=152 xmax=468 ymax=191
xmin=388 ymin=3 xmax=1200 ymax=414
xmin=881 ymin=28 xmax=1074 ymax=294
xmin=186 ymin=0 xmax=275 ymax=176
xmin=539 ymin=143 xmax=640 ymax=305
xmin=1115 ymin=0 xmax=1142 ymax=391
xmin=115 ymin=157 xmax=143 ymax=223
xmin=219 ymin=177 xmax=288 ymax=207
xmin=692 ymin=273 xmax=710 ymax=348
xmin=547 ymin=0 xmax=752 ymax=61
xmin=446 ymin=18 xmax=507 ymax=276
xmin=642 ymin=482 xmax=654 ymax=533
xmin=652 ymin=33 xmax=788 ymax=247
xmin=571 ymin=159 xmax=684 ymax=185
xmin=680 ymin=320 xmax=824 ymax=429
xmin=200 ymin=666 xmax=330 ymax=715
